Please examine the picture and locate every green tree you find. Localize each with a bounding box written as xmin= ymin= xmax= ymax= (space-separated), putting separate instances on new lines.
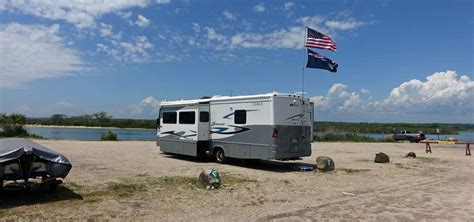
xmin=0 ymin=113 xmax=29 ymax=137
xmin=93 ymin=111 xmax=112 ymax=125
xmin=50 ymin=113 xmax=67 ymax=124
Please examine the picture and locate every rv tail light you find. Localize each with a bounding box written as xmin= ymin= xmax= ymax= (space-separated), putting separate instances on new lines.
xmin=272 ymin=128 xmax=278 ymax=139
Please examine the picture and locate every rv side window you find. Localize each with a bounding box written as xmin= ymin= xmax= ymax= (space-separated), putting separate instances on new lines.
xmin=234 ymin=110 xmax=246 ymax=124
xmin=179 ymin=111 xmax=195 ymax=124
xmin=200 ymin=111 xmax=209 ymax=122
xmin=162 ymin=112 xmax=177 ymax=124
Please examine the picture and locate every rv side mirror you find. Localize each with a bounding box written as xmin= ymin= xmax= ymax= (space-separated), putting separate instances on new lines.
xmin=156 ymin=118 xmax=161 ymax=128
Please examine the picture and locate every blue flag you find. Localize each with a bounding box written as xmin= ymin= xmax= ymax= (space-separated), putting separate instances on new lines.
xmin=306 ymin=49 xmax=338 ymax=73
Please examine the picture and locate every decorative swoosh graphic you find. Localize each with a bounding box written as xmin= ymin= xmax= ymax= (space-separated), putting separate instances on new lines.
xmin=286 ymin=114 xmax=303 ymax=121
xmin=211 ymin=125 xmax=251 ymax=135
xmin=161 ymin=131 xmax=197 ymax=139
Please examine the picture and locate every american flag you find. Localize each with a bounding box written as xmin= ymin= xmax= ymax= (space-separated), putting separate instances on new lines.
xmin=305 ymin=27 xmax=337 ymax=52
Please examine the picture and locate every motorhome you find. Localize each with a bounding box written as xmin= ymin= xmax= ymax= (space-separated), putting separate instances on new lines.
xmin=156 ymin=93 xmax=314 ymax=163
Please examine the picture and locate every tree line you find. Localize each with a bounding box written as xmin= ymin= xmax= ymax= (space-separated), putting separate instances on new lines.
xmin=26 ymin=112 xmax=156 ymax=129
xmin=3 ymin=112 xmax=472 ymax=134
xmin=314 ymin=121 xmax=474 ymax=134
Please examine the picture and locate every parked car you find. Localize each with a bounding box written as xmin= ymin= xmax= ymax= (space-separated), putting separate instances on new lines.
xmin=393 ymin=130 xmax=426 ymax=143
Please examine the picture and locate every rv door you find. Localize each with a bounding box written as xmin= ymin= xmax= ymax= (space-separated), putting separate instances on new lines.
xmin=198 ymin=103 xmax=210 ymax=141
xmin=156 ymin=109 xmax=161 ymax=138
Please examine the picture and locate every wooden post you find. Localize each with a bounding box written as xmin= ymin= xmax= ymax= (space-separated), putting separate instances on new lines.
xmin=426 ymin=143 xmax=432 ymax=153
xmin=466 ymin=144 xmax=471 ymax=156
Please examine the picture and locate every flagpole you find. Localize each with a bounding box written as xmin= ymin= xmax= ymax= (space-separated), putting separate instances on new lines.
xmin=302 ymin=26 xmax=307 ymax=100
xmin=301 ymin=26 xmax=307 ymax=140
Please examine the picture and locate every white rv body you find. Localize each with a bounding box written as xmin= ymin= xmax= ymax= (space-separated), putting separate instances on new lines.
xmin=157 ymin=93 xmax=314 ymax=160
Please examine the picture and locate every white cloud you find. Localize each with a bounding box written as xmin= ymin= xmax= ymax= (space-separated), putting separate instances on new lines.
xmin=116 ymin=11 xmax=132 ymax=20
xmin=223 ymin=10 xmax=237 ymax=21
xmin=3 ymin=0 xmax=149 ymax=28
xmin=361 ymin=88 xmax=369 ymax=94
xmin=192 ymin=23 xmax=201 ymax=33
xmin=0 ymin=23 xmax=85 ymax=89
xmin=310 ymin=71 xmax=474 ymax=123
xmin=253 ymin=3 xmax=266 ymax=12
xmin=56 ymin=101 xmax=73 ymax=107
xmin=230 ymin=26 xmax=304 ymax=49
xmin=156 ymin=0 xmax=171 ymax=4
xmin=204 ymin=27 xmax=228 ymax=44
xmin=374 ymin=71 xmax=474 ymax=115
xmin=228 ymin=15 xmax=365 ymax=49
xmin=97 ymin=35 xmax=154 ymax=63
xmin=128 ymin=96 xmax=161 ymax=115
xmin=283 ymin=2 xmax=295 ymax=17
xmin=311 ymin=83 xmax=362 ymax=112
xmin=284 ymin=2 xmax=295 ymax=11
xmin=99 ymin=23 xmax=121 ymax=40
xmin=134 ymin=14 xmax=151 ymax=28
xmin=325 ymin=20 xmax=366 ymax=30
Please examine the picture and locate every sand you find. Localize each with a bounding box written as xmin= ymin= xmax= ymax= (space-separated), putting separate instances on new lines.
xmin=1 ymin=140 xmax=473 ymax=221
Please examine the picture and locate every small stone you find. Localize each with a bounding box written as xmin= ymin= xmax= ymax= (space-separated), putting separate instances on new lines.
xmin=316 ymin=156 xmax=335 ymax=171
xmin=375 ymin=152 xmax=390 ymax=163
xmin=206 ymin=186 xmax=211 ymax=190
xmin=405 ymin=152 xmax=416 ymax=158
xmin=199 ymin=169 xmax=221 ymax=189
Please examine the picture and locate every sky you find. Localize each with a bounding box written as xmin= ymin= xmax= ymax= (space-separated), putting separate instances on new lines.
xmin=0 ymin=0 xmax=473 ymax=123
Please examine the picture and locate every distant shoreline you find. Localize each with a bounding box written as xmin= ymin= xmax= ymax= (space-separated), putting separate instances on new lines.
xmin=25 ymin=124 xmax=155 ymax=131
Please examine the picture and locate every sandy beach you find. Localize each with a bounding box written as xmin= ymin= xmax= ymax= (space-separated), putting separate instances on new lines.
xmin=1 ymin=140 xmax=473 ymax=221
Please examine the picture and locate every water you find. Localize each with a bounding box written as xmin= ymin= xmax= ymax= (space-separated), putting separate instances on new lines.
xmin=318 ymin=131 xmax=474 ymax=142
xmin=360 ymin=131 xmax=474 ymax=142
xmin=25 ymin=126 xmax=474 ymax=142
xmin=26 ymin=126 xmax=156 ymax=141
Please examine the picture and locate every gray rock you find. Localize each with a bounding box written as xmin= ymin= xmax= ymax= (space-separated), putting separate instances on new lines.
xmin=199 ymin=169 xmax=221 ymax=188
xmin=316 ymin=156 xmax=335 ymax=171
xmin=405 ymin=152 xmax=417 ymax=158
xmin=375 ymin=152 xmax=390 ymax=163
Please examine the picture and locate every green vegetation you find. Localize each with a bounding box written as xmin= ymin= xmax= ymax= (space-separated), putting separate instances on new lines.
xmin=27 ymin=114 xmax=473 ymax=135
xmin=100 ymin=130 xmax=118 ymax=141
xmin=27 ymin=112 xmax=156 ymax=129
xmin=0 ymin=113 xmax=42 ymax=138
xmin=86 ymin=173 xmax=254 ymax=198
xmin=314 ymin=121 xmax=474 ymax=134
xmin=314 ymin=133 xmax=395 ymax=142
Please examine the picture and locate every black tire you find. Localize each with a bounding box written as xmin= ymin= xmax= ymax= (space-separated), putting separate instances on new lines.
xmin=215 ymin=148 xmax=226 ymax=164
xmin=409 ymin=138 xmax=415 ymax=143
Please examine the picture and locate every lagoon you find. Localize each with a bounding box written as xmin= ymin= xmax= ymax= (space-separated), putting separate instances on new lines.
xmin=26 ymin=126 xmax=156 ymax=141
xmin=25 ymin=126 xmax=474 ymax=142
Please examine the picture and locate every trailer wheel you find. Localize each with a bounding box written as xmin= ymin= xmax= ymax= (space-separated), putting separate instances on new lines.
xmin=215 ymin=148 xmax=226 ymax=164
xmin=409 ymin=138 xmax=415 ymax=143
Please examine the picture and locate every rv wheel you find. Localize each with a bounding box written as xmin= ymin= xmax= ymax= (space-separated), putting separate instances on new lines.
xmin=215 ymin=148 xmax=226 ymax=163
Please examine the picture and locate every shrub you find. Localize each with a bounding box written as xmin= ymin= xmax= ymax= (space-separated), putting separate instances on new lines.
xmin=313 ymin=133 xmax=396 ymax=142
xmin=0 ymin=113 xmax=30 ymax=137
xmin=100 ymin=130 xmax=118 ymax=141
